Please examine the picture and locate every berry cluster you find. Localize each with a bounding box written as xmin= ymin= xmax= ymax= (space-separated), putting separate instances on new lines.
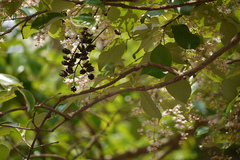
xmin=59 ymin=28 xmax=95 ymax=92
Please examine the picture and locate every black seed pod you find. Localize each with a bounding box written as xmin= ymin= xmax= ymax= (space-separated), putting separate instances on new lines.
xmin=59 ymin=70 xmax=68 ymax=77
xmin=63 ymin=55 xmax=70 ymax=60
xmin=83 ymin=61 xmax=91 ymax=68
xmin=66 ymin=67 xmax=74 ymax=74
xmin=80 ymin=69 xmax=87 ymax=74
xmin=81 ymin=51 xmax=88 ymax=56
xmin=75 ymin=53 xmax=81 ymax=58
xmin=87 ymin=39 xmax=92 ymax=44
xmin=80 ymin=56 xmax=89 ymax=60
xmin=62 ymin=61 xmax=69 ymax=65
xmin=69 ymin=58 xmax=76 ymax=63
xmin=88 ymin=74 xmax=94 ymax=80
xmin=114 ymin=29 xmax=121 ymax=35
xmin=71 ymin=86 xmax=77 ymax=92
xmin=86 ymin=66 xmax=94 ymax=72
xmin=62 ymin=48 xmax=71 ymax=54
xmin=86 ymin=45 xmax=96 ymax=52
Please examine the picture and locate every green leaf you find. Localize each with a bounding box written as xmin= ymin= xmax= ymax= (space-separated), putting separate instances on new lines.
xmin=30 ymin=112 xmax=48 ymax=129
xmin=140 ymin=91 xmax=162 ymax=120
xmin=170 ymin=0 xmax=194 ymax=15
xmin=18 ymin=89 xmax=35 ymax=112
xmin=107 ymin=7 xmax=121 ymax=22
xmin=165 ymin=73 xmax=191 ymax=104
xmin=220 ymin=19 xmax=238 ymax=45
xmin=2 ymin=0 xmax=23 ymax=16
xmin=171 ymin=24 xmax=200 ymax=49
xmin=31 ymin=12 xmax=65 ymax=30
xmin=51 ymin=0 xmax=75 ymax=12
xmin=0 ymin=144 xmax=10 ymax=160
xmin=165 ymin=43 xmax=185 ymax=64
xmin=146 ymin=10 xmax=164 ymax=17
xmin=20 ymin=22 xmax=38 ymax=39
xmin=150 ymin=44 xmax=172 ymax=65
xmin=0 ymin=90 xmax=16 ymax=103
xmin=0 ymin=74 xmax=23 ymax=88
xmin=0 ymin=127 xmax=12 ymax=137
xmin=19 ymin=7 xmax=37 ymax=16
xmin=222 ymin=74 xmax=240 ymax=102
xmin=141 ymin=67 xmax=166 ymax=78
xmin=195 ymin=126 xmax=209 ymax=138
xmin=71 ymin=14 xmax=96 ymax=27
xmin=98 ymin=39 xmax=127 ymax=70
xmin=101 ymin=62 xmax=115 ymax=76
xmin=141 ymin=44 xmax=172 ymax=78
xmin=48 ymin=20 xmax=65 ymax=40
xmin=84 ymin=0 xmax=105 ymax=12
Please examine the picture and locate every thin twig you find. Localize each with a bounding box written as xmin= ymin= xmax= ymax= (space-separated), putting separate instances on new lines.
xmin=0 ymin=107 xmax=27 ymax=118
xmin=5 ymin=135 xmax=26 ymax=158
xmin=0 ymin=10 xmax=48 ymax=37
xmin=33 ymin=141 xmax=59 ymax=149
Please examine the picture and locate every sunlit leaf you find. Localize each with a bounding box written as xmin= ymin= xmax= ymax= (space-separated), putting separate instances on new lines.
xmin=107 ymin=7 xmax=121 ymax=22
xmin=165 ymin=73 xmax=191 ymax=104
xmin=0 ymin=90 xmax=16 ymax=103
xmin=0 ymin=74 xmax=23 ymax=88
xmin=48 ymin=20 xmax=65 ymax=40
xmin=20 ymin=22 xmax=38 ymax=39
xmin=171 ymin=24 xmax=200 ymax=49
xmin=140 ymin=91 xmax=162 ymax=120
xmin=0 ymin=144 xmax=9 ymax=160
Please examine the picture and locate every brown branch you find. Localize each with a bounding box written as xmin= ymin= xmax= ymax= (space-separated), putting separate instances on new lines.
xmin=0 ymin=124 xmax=37 ymax=131
xmin=0 ymin=107 xmax=27 ymax=118
xmin=0 ymin=10 xmax=48 ymax=37
xmin=5 ymin=135 xmax=26 ymax=158
xmin=67 ymin=0 xmax=215 ymax=10
xmin=55 ymin=62 xmax=179 ymax=107
xmin=30 ymin=154 xmax=67 ymax=160
xmin=33 ymin=141 xmax=59 ymax=149
xmin=227 ymin=59 xmax=240 ymax=64
xmin=68 ymin=32 xmax=240 ymax=118
xmin=35 ymin=105 xmax=71 ymax=120
xmin=104 ymin=0 xmax=216 ymax=10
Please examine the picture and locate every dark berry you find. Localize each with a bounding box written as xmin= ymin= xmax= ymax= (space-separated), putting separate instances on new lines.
xmin=80 ymin=69 xmax=86 ymax=74
xmin=75 ymin=53 xmax=81 ymax=58
xmin=88 ymin=74 xmax=94 ymax=80
xmin=86 ymin=66 xmax=94 ymax=72
xmin=114 ymin=29 xmax=121 ymax=35
xmin=71 ymin=86 xmax=77 ymax=92
xmin=62 ymin=48 xmax=71 ymax=54
xmin=83 ymin=27 xmax=88 ymax=31
xmin=81 ymin=51 xmax=88 ymax=56
xmin=83 ymin=61 xmax=91 ymax=68
xmin=69 ymin=58 xmax=76 ymax=63
xmin=63 ymin=55 xmax=70 ymax=60
xmin=66 ymin=67 xmax=74 ymax=74
xmin=62 ymin=61 xmax=69 ymax=65
xmin=80 ymin=55 xmax=89 ymax=60
xmin=87 ymin=39 xmax=92 ymax=44
xmin=59 ymin=70 xmax=68 ymax=77
xmin=86 ymin=45 xmax=96 ymax=52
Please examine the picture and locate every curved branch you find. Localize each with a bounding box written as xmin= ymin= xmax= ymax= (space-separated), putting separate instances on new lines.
xmin=0 ymin=10 xmax=48 ymax=37
xmin=69 ymin=32 xmax=240 ymax=117
xmin=67 ymin=0 xmax=216 ymax=11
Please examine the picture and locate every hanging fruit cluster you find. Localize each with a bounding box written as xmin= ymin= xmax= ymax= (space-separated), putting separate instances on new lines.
xmin=59 ymin=27 xmax=95 ymax=92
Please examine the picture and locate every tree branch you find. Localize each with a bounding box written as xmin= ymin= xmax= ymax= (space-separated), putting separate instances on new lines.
xmin=0 ymin=107 xmax=27 ymax=118
xmin=0 ymin=10 xmax=48 ymax=37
